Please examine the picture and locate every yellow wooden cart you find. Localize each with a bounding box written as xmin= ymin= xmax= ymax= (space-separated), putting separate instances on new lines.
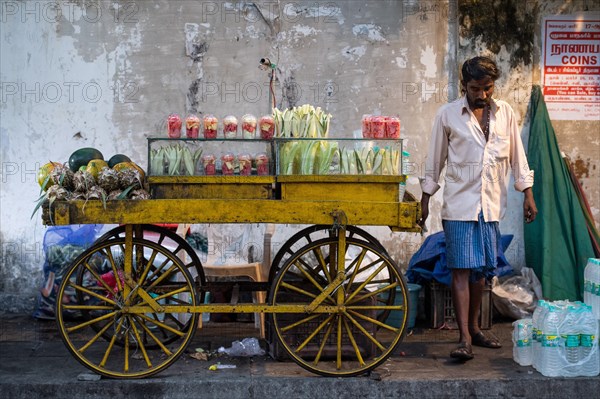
xmin=46 ymin=138 xmax=421 ymax=379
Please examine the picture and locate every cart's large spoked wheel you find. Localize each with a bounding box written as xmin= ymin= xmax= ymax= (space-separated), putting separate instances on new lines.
xmin=56 ymin=238 xmax=199 ymax=379
xmin=97 ymin=224 xmax=205 ymax=287
xmin=269 ymin=224 xmax=386 ymax=283
xmin=269 ymin=237 xmax=408 ymax=377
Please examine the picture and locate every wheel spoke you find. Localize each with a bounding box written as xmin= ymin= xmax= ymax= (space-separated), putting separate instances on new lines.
xmin=280 ymin=313 xmax=323 ymax=333
xmin=136 ymin=313 xmax=185 ymax=337
xmin=78 ymin=320 xmax=115 ymax=353
xmin=295 ymin=314 xmax=335 ymax=354
xmin=313 ymin=319 xmax=335 ymax=365
xmin=99 ymin=317 xmax=124 ymax=368
xmin=347 ymin=309 xmax=399 ymax=332
xmin=344 ymin=262 xmax=387 ymax=304
xmin=344 ymin=248 xmax=368 ymax=288
xmin=133 ymin=315 xmax=173 ymax=356
xmin=128 ymin=315 xmax=152 ymax=368
xmin=343 ymin=317 xmax=365 ymax=366
xmin=347 ymin=281 xmax=399 ymax=306
xmin=66 ymin=311 xmax=118 ymax=333
xmin=311 ymin=246 xmax=332 ymax=283
xmin=343 ymin=310 xmax=386 ymax=351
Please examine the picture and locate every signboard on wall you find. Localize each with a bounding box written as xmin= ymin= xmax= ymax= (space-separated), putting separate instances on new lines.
xmin=541 ymin=14 xmax=600 ymax=120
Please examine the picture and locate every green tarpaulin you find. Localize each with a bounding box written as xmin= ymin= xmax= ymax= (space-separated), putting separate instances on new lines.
xmin=524 ymin=86 xmax=595 ymax=301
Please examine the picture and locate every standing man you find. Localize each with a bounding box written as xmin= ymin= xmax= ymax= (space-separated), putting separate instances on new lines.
xmin=419 ymin=56 xmax=538 ymax=361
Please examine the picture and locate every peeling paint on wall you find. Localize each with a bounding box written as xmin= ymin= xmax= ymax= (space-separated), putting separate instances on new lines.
xmin=459 ymin=0 xmax=535 ymax=67
xmin=352 ymin=24 xmax=388 ymax=44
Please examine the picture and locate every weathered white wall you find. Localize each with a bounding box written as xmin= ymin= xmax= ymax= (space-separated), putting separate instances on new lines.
xmin=1 ymin=0 xmax=598 ymax=312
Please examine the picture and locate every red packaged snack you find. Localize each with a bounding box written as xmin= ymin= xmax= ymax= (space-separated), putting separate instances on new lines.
xmin=238 ymin=153 xmax=252 ymax=176
xmin=255 ymin=153 xmax=269 ymax=175
xmin=371 ymin=116 xmax=386 ymax=139
xmin=223 ymin=115 xmax=238 ymax=139
xmin=202 ymin=154 xmax=216 ymax=175
xmin=167 ymin=114 xmax=182 ymax=138
xmin=203 ymin=115 xmax=218 ymax=139
xmin=361 ymin=114 xmax=372 ymax=138
xmin=259 ymin=115 xmax=275 ymax=140
xmin=186 ymin=115 xmax=200 ymax=138
xmin=241 ymin=114 xmax=257 ymax=139
xmin=221 ymin=152 xmax=235 ymax=175
xmin=386 ymin=117 xmax=401 ymax=139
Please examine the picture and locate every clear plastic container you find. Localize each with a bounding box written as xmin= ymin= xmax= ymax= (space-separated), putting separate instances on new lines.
xmin=202 ymin=154 xmax=216 ymax=175
xmin=221 ymin=152 xmax=235 ymax=175
xmin=242 ymin=114 xmax=257 ymax=139
xmin=203 ymin=115 xmax=218 ymax=139
xmin=186 ymin=115 xmax=200 ymax=139
xmin=386 ymin=117 xmax=401 ymax=139
xmin=255 ymin=153 xmax=270 ymax=176
xmin=259 ymin=115 xmax=275 ymax=140
xmin=361 ymin=114 xmax=372 ymax=138
xmin=223 ymin=115 xmax=238 ymax=139
xmin=238 ymin=153 xmax=252 ymax=176
xmin=167 ymin=114 xmax=182 ymax=138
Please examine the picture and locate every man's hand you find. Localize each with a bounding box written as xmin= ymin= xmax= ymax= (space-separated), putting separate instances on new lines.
xmin=523 ymin=188 xmax=538 ymax=223
xmin=419 ymin=193 xmax=430 ymax=230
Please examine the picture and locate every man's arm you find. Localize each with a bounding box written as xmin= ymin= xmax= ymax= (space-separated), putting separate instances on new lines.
xmin=419 ymin=193 xmax=431 ymax=228
xmin=419 ymin=109 xmax=449 ymax=228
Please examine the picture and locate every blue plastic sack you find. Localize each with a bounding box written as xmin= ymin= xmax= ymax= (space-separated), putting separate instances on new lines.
xmin=406 ymin=231 xmax=514 ymax=287
xmin=34 ymin=224 xmax=103 ymax=319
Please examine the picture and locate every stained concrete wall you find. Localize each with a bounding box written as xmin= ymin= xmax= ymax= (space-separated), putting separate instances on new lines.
xmin=0 ymin=0 xmax=598 ymax=312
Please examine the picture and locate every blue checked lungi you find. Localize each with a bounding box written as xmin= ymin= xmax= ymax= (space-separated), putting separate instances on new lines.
xmin=442 ymin=212 xmax=501 ymax=282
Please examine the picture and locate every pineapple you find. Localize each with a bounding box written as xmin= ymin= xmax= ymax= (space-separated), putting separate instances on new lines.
xmin=98 ymin=167 xmax=120 ymax=193
xmin=71 ymin=191 xmax=87 ymax=201
xmin=118 ymin=168 xmax=142 ymax=190
xmin=49 ymin=163 xmax=75 ymax=191
xmin=37 ymin=185 xmax=71 ymax=224
xmin=130 ymin=189 xmax=150 ymax=200
xmin=107 ymin=190 xmax=124 ymax=201
xmin=73 ymin=170 xmax=96 ymax=193
xmin=86 ymin=186 xmax=107 ymax=201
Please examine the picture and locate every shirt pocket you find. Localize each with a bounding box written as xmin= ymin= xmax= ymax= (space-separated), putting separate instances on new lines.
xmin=493 ymin=132 xmax=510 ymax=160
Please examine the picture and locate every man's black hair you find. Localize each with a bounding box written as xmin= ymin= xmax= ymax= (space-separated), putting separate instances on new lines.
xmin=461 ymin=56 xmax=501 ymax=83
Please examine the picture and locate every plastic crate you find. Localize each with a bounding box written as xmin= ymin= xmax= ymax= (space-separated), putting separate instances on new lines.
xmin=424 ymin=281 xmax=492 ymax=330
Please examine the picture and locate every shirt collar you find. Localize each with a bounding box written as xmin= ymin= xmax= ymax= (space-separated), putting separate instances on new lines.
xmin=460 ymin=96 xmax=498 ymax=115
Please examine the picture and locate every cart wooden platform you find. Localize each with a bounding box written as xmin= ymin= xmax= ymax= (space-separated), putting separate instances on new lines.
xmin=46 ymin=173 xmax=421 ymax=379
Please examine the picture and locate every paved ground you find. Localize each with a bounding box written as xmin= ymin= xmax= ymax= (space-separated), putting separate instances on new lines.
xmin=0 ymin=313 xmax=596 ymax=399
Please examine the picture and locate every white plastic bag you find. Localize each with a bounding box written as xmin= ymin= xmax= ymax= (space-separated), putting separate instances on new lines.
xmin=218 ymin=338 xmax=265 ymax=357
xmin=492 ymin=267 xmax=543 ymax=319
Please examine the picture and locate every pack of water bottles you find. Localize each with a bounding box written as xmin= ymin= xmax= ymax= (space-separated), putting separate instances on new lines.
xmin=514 ymin=299 xmax=599 ymax=377
xmin=584 ymin=258 xmax=600 ymax=319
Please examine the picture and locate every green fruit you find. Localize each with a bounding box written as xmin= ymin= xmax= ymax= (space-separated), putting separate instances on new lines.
xmin=37 ymin=161 xmax=60 ymax=191
xmin=68 ymin=147 xmax=104 ymax=172
xmin=108 ymin=154 xmax=132 ymax=168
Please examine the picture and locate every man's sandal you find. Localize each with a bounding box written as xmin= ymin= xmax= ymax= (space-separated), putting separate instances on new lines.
xmin=450 ymin=342 xmax=474 ymax=361
xmin=471 ymin=332 xmax=502 ymax=349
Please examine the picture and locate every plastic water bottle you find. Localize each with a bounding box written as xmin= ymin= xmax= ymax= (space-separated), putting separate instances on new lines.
xmin=579 ymin=304 xmax=599 ymax=376
xmin=531 ymin=300 xmax=548 ymax=370
xmin=513 ymin=318 xmax=533 ymax=366
xmin=540 ymin=304 xmax=563 ymax=377
xmin=401 ymin=151 xmax=410 ymax=175
xmin=584 ymin=259 xmax=594 ymax=307
xmin=561 ymin=304 xmax=581 ymax=366
xmin=589 ymin=259 xmax=600 ymax=319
